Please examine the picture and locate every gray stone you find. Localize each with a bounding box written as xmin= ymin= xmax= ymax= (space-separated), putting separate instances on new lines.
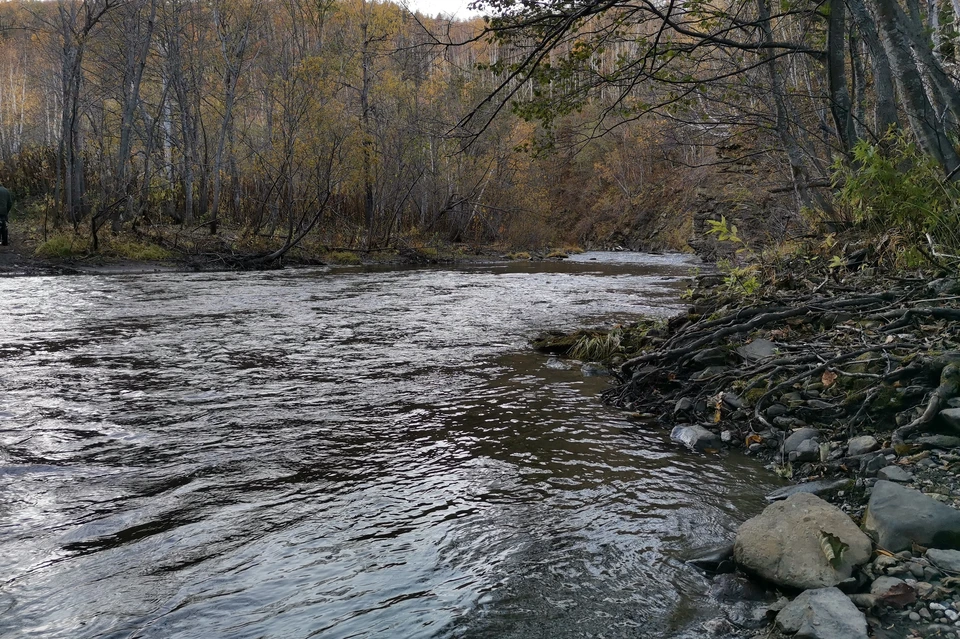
xmin=784 ymin=428 xmax=820 ymax=454
xmin=775 ymin=587 xmax=868 ymax=639
xmin=580 ymin=362 xmax=610 ymax=377
xmin=738 ymin=338 xmax=777 ymax=361
xmin=860 ymin=452 xmax=889 ymax=476
xmin=734 ymin=493 xmax=873 ymax=590
xmin=941 ymin=409 xmax=960 ymax=432
xmin=545 ymin=357 xmax=571 ymax=370
xmin=928 ymin=278 xmax=960 ymax=296
xmin=848 ymin=435 xmax=880 ymax=457
xmin=870 ymin=576 xmax=916 ymax=608
xmin=674 ymin=397 xmax=694 ymax=413
xmin=917 ymin=435 xmax=960 ymax=450
xmin=765 ymin=403 xmax=789 ymax=418
xmin=806 ymin=399 xmax=835 ymax=410
xmin=862 ymin=481 xmax=960 ymax=552
xmin=722 ymin=392 xmax=743 ymax=409
xmin=877 ymin=466 xmax=913 ymax=483
xmin=908 ymin=562 xmax=926 ymax=579
xmin=926 ymin=549 xmax=960 ymax=573
xmin=790 ymin=438 xmax=821 ymax=463
xmin=693 ymin=347 xmax=730 ymax=366
xmin=670 ymin=424 xmax=720 ymax=452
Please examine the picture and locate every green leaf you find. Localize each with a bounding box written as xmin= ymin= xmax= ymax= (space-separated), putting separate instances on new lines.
xmin=819 ymin=530 xmax=848 ymax=569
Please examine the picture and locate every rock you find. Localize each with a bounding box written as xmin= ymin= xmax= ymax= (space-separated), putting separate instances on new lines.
xmin=670 ymin=424 xmax=720 ymax=452
xmin=765 ymin=479 xmax=852 ymax=502
xmin=734 ymin=493 xmax=873 ymax=590
xmin=929 ymin=278 xmax=960 ymax=296
xmin=722 ymin=392 xmax=743 ymax=409
xmin=877 ymin=466 xmax=913 ymax=483
xmin=674 ymin=397 xmax=694 ymax=413
xmin=848 ymin=435 xmax=880 ymax=457
xmin=847 ymin=593 xmax=877 ymax=609
xmin=720 ymin=430 xmax=733 ymax=443
xmin=701 ymin=617 xmax=736 ymax=636
xmin=693 ymin=346 xmax=729 ymax=367
xmin=862 ymin=481 xmax=960 ymax=552
xmin=784 ymin=428 xmax=820 ymax=454
xmin=806 ymin=399 xmax=835 ymax=411
xmin=580 ymin=362 xmax=610 ymax=377
xmin=545 ymin=357 xmax=571 ymax=370
xmin=916 ymin=435 xmax=960 ymax=450
xmin=790 ymin=438 xmax=820 ymax=463
xmin=738 ymin=338 xmax=777 ymax=361
xmin=869 ymin=576 xmax=916 ymax=608
xmin=926 ymin=549 xmax=960 ymax=573
xmin=775 ymin=587 xmax=869 ymax=639
xmin=860 ymin=452 xmax=889 ymax=476
xmin=940 ymin=408 xmax=960 ymax=433
xmin=766 ymin=403 xmax=789 ymax=418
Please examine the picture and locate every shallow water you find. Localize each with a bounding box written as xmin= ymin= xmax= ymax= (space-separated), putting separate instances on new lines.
xmin=0 ymin=254 xmax=779 ymax=638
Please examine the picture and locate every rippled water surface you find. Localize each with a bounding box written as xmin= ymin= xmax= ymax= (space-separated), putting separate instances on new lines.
xmin=0 ymin=253 xmax=779 ymax=638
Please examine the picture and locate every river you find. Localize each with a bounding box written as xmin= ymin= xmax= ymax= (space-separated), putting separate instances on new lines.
xmin=0 ymin=252 xmax=779 ymax=638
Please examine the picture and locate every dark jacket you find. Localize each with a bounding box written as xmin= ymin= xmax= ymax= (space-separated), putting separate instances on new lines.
xmin=0 ymin=187 xmax=11 ymax=221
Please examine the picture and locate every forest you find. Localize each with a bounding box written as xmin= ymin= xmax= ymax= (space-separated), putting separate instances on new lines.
xmin=1 ymin=0 xmax=959 ymax=263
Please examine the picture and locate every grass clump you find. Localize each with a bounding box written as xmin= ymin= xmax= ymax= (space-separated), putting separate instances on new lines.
xmin=107 ymin=239 xmax=172 ymax=261
xmin=546 ymin=249 xmax=569 ymax=259
xmin=570 ymin=328 xmax=622 ymax=361
xmin=34 ymin=234 xmax=86 ymax=259
xmin=507 ymin=251 xmax=532 ymax=260
xmin=325 ymin=250 xmax=361 ymax=265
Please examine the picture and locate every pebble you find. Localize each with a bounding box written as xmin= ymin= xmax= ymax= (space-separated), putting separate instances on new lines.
xmin=948 ymin=610 xmax=960 ymax=621
xmin=911 ymin=611 xmax=923 ymax=621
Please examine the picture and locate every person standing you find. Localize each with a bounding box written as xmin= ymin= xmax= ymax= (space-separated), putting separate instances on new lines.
xmin=0 ymin=185 xmax=11 ymax=246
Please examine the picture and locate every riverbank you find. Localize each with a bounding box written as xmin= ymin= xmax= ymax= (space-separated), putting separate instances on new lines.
xmin=536 ymin=258 xmax=960 ymax=639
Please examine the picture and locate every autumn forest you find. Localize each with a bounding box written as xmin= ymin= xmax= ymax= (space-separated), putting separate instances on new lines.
xmin=1 ymin=0 xmax=960 ymax=261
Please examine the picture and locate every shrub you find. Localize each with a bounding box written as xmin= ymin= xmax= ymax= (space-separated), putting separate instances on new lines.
xmin=833 ymin=132 xmax=960 ymax=251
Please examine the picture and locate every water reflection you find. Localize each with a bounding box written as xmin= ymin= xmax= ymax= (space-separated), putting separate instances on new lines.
xmin=0 ymin=255 xmax=779 ymax=638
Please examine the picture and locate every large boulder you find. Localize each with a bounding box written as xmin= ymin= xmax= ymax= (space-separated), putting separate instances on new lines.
xmin=734 ymin=493 xmax=873 ymax=590
xmin=775 ymin=587 xmax=868 ymax=639
xmin=862 ymin=481 xmax=960 ymax=552
xmin=926 ymin=548 xmax=960 ymax=573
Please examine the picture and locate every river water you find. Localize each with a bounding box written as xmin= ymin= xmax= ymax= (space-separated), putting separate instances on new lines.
xmin=0 ymin=253 xmax=779 ymax=639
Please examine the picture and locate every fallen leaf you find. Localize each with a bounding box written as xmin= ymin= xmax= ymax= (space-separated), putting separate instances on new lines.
xmin=822 ymin=370 xmax=838 ymax=387
xmin=745 ymin=434 xmax=763 ymax=446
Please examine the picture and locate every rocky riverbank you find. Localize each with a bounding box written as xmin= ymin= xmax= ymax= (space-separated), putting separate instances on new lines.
xmin=535 ymin=263 xmax=960 ymax=639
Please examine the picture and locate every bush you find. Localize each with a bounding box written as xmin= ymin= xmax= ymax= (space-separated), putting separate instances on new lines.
xmin=833 ymin=132 xmax=960 ymax=251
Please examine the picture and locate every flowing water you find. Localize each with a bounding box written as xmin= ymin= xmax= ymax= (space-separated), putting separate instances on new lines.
xmin=0 ymin=253 xmax=780 ymax=639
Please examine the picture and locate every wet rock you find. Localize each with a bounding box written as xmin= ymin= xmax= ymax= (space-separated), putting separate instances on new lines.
xmin=545 ymin=357 xmax=571 ymax=370
xmin=928 ymin=278 xmax=960 ymax=296
xmin=940 ymin=408 xmax=960 ymax=433
xmin=784 ymin=428 xmax=820 ymax=454
xmin=766 ymin=403 xmax=789 ymax=418
xmin=775 ymin=587 xmax=868 ymax=639
xmin=870 ymin=576 xmax=916 ymax=608
xmin=806 ymin=399 xmax=835 ymax=411
xmin=670 ymin=424 xmax=720 ymax=452
xmin=738 ymin=338 xmax=777 ymax=361
xmin=734 ymin=493 xmax=873 ymax=590
xmin=774 ymin=416 xmax=807 ymax=429
xmin=765 ymin=478 xmax=852 ymax=502
xmin=580 ymin=362 xmax=610 ymax=377
xmin=848 ymin=435 xmax=880 ymax=457
xmin=877 ymin=466 xmax=913 ymax=483
xmin=926 ymin=549 xmax=960 ymax=573
xmin=863 ymin=481 xmax=960 ymax=552
xmin=674 ymin=397 xmax=694 ymax=414
xmin=790 ymin=438 xmax=820 ymax=463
